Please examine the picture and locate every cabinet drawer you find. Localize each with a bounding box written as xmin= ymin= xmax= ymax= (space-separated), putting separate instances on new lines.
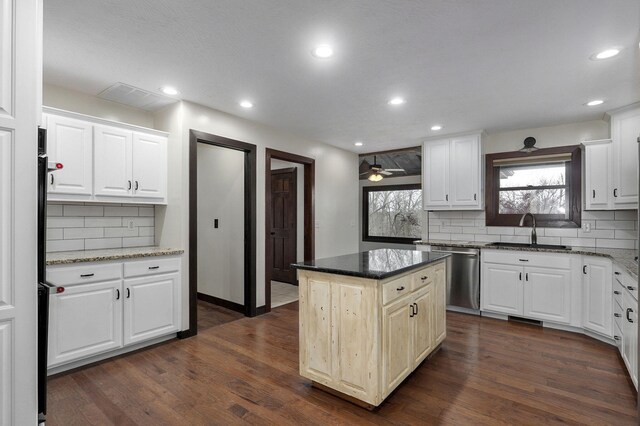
xmin=614 ymin=266 xmax=637 ymax=301
xmin=124 ymin=257 xmax=180 ymax=278
xmin=614 ymin=279 xmax=625 ymax=307
xmin=613 ymin=321 xmax=623 ymax=349
xmin=382 ymin=274 xmax=412 ymax=305
xmin=47 ymin=263 xmax=122 ymax=286
xmin=412 ymin=266 xmax=434 ymax=290
xmin=482 ymin=249 xmax=571 ymax=269
xmin=614 ymin=298 xmax=623 ymax=331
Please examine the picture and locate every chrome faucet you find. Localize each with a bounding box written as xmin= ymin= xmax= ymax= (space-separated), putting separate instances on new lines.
xmin=519 ymin=213 xmax=537 ymax=245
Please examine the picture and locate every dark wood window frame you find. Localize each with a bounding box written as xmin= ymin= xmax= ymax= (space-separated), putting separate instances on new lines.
xmin=485 ymin=145 xmax=582 ymax=228
xmin=362 ymin=183 xmax=423 ymax=244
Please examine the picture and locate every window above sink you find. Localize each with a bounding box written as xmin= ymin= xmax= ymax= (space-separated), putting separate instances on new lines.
xmin=485 ymin=145 xmax=582 ymax=228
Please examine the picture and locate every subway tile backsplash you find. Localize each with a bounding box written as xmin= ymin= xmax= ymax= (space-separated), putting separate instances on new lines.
xmin=46 ymin=202 xmax=155 ymax=252
xmin=427 ymin=210 xmax=638 ymax=249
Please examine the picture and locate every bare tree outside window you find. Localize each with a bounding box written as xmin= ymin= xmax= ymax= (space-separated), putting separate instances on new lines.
xmin=363 ymin=184 xmax=422 ymax=242
xmin=498 ymin=163 xmax=568 ymax=216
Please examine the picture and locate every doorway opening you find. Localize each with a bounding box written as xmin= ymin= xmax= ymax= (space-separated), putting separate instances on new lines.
xmin=265 ymin=148 xmax=315 ymax=312
xmin=183 ymin=130 xmax=257 ymax=338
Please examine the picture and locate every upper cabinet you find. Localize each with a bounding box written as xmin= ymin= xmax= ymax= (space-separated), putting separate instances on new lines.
xmin=423 ymin=132 xmax=483 ymax=210
xmin=44 ymin=108 xmax=168 ymax=205
xmin=583 ymin=106 xmax=640 ymax=210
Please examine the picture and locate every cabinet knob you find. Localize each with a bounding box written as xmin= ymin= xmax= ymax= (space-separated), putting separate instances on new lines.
xmin=627 ymin=286 xmax=636 ymax=291
xmin=614 ymin=291 xmax=621 ymax=295
xmin=614 ymin=335 xmax=621 ymax=341
xmin=614 ymin=313 xmax=621 ymax=318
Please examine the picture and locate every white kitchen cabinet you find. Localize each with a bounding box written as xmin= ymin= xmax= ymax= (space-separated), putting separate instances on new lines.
xmin=123 ymin=272 xmax=180 ymax=345
xmin=611 ymin=107 xmax=640 ymax=208
xmin=48 ymin=280 xmax=123 ymax=367
xmin=94 ymin=125 xmax=133 ymax=198
xmin=523 ymin=266 xmax=572 ymax=324
xmin=44 ymin=113 xmax=93 ymax=198
xmin=481 ymin=250 xmax=574 ymax=324
xmin=423 ymin=132 xmax=483 ymax=210
xmin=582 ymin=257 xmax=612 ymax=337
xmin=481 ymin=262 xmax=523 ymax=315
xmin=582 ymin=139 xmax=612 ymax=210
xmin=621 ymin=289 xmax=638 ymax=389
xmin=44 ymin=107 xmax=168 ymax=204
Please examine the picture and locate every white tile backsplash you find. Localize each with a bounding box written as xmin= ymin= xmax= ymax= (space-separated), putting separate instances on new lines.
xmin=47 ymin=203 xmax=156 ymax=252
xmin=427 ymin=209 xmax=638 ymax=249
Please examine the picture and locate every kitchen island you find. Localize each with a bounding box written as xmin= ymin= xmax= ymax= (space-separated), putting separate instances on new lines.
xmin=292 ymin=249 xmax=449 ymax=408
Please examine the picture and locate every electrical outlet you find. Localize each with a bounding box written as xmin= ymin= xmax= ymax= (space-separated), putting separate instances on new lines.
xmin=127 ymin=220 xmax=135 ymax=230
xmin=582 ymin=222 xmax=591 ymax=233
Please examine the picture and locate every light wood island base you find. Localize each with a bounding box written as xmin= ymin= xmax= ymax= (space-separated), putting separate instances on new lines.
xmin=298 ymin=259 xmax=447 ymax=408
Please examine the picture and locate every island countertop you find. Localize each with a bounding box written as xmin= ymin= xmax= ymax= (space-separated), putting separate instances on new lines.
xmin=292 ymin=248 xmax=450 ymax=280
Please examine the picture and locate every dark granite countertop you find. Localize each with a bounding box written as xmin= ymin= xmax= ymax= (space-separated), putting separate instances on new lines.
xmin=414 ymin=239 xmax=637 ymax=280
xmin=292 ymin=249 xmax=450 ymax=280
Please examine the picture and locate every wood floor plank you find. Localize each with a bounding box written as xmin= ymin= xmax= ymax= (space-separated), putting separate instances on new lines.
xmin=47 ymin=304 xmax=638 ymax=425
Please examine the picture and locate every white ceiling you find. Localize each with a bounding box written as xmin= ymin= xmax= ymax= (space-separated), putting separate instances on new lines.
xmin=44 ymin=0 xmax=640 ymax=152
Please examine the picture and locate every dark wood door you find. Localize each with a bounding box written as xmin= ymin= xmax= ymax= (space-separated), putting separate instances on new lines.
xmin=269 ymin=168 xmax=297 ymax=284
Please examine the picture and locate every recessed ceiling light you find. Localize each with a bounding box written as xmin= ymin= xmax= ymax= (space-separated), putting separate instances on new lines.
xmin=239 ymin=100 xmax=253 ymax=108
xmin=311 ymin=45 xmax=334 ymax=58
xmin=160 ymin=86 xmax=179 ymax=96
xmin=591 ymin=48 xmax=620 ymax=60
xmin=431 ymin=125 xmax=442 ymax=131
xmin=388 ymin=97 xmax=405 ymax=106
xmin=586 ymin=99 xmax=604 ymax=106
xmin=354 ymin=141 xmax=363 ymax=147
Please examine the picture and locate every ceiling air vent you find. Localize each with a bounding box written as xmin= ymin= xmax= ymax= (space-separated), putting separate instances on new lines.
xmin=97 ymin=82 xmax=178 ymax=112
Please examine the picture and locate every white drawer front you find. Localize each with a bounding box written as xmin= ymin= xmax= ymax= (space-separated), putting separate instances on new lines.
xmin=615 ymin=267 xmax=637 ymax=301
xmin=482 ymin=249 xmax=572 ymax=269
xmin=47 ymin=263 xmax=122 ymax=286
xmin=124 ymin=257 xmax=180 ymax=278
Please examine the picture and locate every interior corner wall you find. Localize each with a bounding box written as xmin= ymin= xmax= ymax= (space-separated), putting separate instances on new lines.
xmin=270 ymin=159 xmax=304 ymax=262
xmin=359 ymin=175 xmax=424 ymax=252
xmin=43 ymin=83 xmax=156 ymax=128
xmin=154 ymin=100 xmax=359 ymax=325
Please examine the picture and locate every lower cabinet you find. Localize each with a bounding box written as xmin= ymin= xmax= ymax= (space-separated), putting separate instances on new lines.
xmin=48 ymin=280 xmax=123 ymax=367
xmin=481 ymin=250 xmax=574 ymax=325
xmin=615 ymin=266 xmax=638 ymax=390
xmin=47 ymin=257 xmax=181 ymax=369
xmin=582 ymin=257 xmax=613 ymax=337
xmin=299 ymin=260 xmax=446 ymax=407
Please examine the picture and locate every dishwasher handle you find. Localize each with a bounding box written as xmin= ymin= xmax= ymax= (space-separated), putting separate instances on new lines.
xmin=432 ymin=250 xmax=479 ymax=256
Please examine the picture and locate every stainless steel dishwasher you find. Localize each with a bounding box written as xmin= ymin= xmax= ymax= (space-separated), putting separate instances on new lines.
xmin=429 ymin=246 xmax=480 ymax=314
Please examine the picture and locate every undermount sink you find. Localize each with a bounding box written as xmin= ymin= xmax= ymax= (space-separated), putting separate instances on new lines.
xmin=486 ymin=242 xmax=570 ymax=250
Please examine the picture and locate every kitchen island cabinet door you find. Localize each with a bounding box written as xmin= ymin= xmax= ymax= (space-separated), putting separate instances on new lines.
xmin=382 ymin=295 xmax=413 ymax=397
xmin=123 ymin=273 xmax=180 ymax=345
xmin=523 ymin=266 xmax=571 ymax=324
xmin=481 ymin=262 xmax=523 ymax=316
xmin=433 ymin=263 xmax=446 ymax=345
xmin=94 ymin=125 xmax=132 ymax=198
xmin=411 ymin=286 xmax=434 ymax=367
xmin=48 ymin=281 xmax=123 ymax=367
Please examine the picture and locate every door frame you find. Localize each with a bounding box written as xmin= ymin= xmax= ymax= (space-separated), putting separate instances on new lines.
xmin=184 ymin=130 xmax=257 ymax=338
xmin=265 ymin=148 xmax=315 ymax=312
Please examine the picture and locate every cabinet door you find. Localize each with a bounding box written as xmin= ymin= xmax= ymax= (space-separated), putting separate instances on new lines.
xmin=481 ymin=262 xmax=523 ymax=315
xmin=123 ymin=273 xmax=180 ymax=345
xmin=612 ymin=108 xmax=640 ymax=208
xmin=450 ymin=135 xmax=480 ymax=207
xmin=412 ymin=286 xmax=433 ymax=366
xmin=622 ymin=290 xmax=638 ymax=389
xmin=582 ymin=257 xmax=613 ymax=337
xmin=48 ymin=281 xmax=123 ymax=367
xmin=423 ymin=140 xmax=450 ymax=208
xmin=523 ymin=267 xmax=571 ymax=324
xmin=132 ymin=132 xmax=167 ymax=200
xmin=584 ymin=142 xmax=612 ymax=210
xmin=382 ymin=296 xmax=413 ymax=397
xmin=433 ymin=264 xmax=446 ymax=345
xmin=46 ymin=114 xmax=93 ymax=196
xmin=94 ymin=125 xmax=132 ymax=198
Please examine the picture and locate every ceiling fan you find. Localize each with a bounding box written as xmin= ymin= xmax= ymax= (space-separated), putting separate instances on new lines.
xmin=360 ymin=155 xmax=405 ymax=182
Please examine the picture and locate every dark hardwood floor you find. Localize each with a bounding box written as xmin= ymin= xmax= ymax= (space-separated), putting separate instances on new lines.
xmin=196 ymin=299 xmax=245 ymax=332
xmin=47 ymin=304 xmax=638 ymax=425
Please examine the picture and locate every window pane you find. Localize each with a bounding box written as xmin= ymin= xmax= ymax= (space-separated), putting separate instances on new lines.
xmin=499 ymin=163 xmax=566 ymax=188
xmin=499 ymin=188 xmax=566 ymax=214
xmin=368 ymin=189 xmax=422 ymax=238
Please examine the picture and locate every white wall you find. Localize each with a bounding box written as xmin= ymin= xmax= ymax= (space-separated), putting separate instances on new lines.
xmin=271 ymin=159 xmax=304 ymax=262
xmin=43 ymin=83 xmax=155 ymax=128
xmin=197 ymin=144 xmax=245 ymax=304
xmin=359 ymin=175 xmax=425 ymax=251
xmin=154 ymin=100 xmax=359 ymax=326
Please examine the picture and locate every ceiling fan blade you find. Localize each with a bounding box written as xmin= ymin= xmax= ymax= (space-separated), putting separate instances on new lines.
xmin=384 ymin=168 xmax=405 ymax=172
xmin=359 ymin=171 xmax=371 ymax=176
xmin=380 ymin=170 xmax=393 ymax=175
